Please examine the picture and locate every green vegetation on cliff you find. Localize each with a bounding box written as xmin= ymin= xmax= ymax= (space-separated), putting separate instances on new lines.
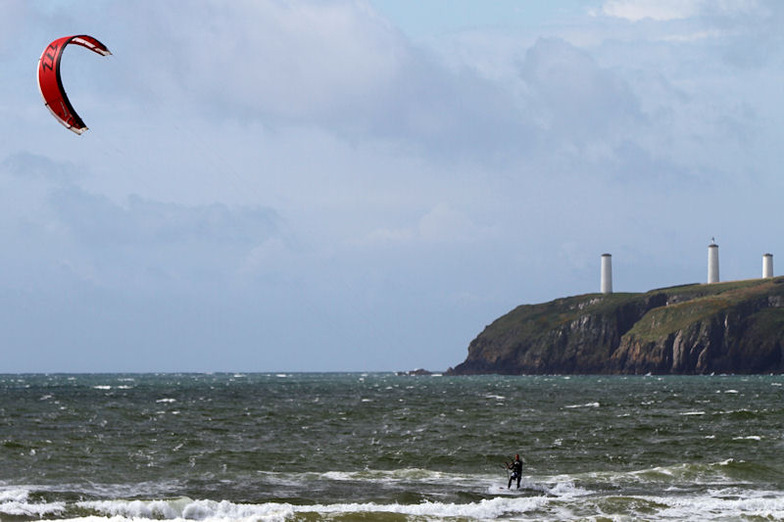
xmin=448 ymin=277 xmax=784 ymax=375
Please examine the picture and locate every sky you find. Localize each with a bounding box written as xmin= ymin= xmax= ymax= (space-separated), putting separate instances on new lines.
xmin=1 ymin=0 xmax=782 ymax=372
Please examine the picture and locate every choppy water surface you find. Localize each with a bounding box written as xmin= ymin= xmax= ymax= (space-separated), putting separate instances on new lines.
xmin=0 ymin=373 xmax=782 ymax=521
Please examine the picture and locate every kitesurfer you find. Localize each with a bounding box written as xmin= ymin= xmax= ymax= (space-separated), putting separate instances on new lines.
xmin=505 ymin=454 xmax=523 ymax=489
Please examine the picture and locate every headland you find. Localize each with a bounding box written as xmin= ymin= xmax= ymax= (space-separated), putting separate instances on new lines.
xmin=448 ymin=277 xmax=784 ymax=375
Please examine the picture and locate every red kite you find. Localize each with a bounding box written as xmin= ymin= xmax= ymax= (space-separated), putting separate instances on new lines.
xmin=38 ymin=35 xmax=111 ymax=135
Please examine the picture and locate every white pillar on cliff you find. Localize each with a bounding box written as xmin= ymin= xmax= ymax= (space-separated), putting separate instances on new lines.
xmin=763 ymin=253 xmax=773 ymax=278
xmin=600 ymin=253 xmax=613 ymax=294
xmin=707 ymin=241 xmax=720 ymax=284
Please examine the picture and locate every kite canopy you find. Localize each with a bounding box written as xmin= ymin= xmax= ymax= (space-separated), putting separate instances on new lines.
xmin=37 ymin=35 xmax=111 ymax=135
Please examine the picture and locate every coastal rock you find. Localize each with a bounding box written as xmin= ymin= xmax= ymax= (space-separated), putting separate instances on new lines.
xmin=396 ymin=368 xmax=433 ymax=376
xmin=448 ymin=278 xmax=784 ymax=375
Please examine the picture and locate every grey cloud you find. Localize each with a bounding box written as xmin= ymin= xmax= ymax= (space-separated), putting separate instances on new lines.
xmin=50 ymin=187 xmax=280 ymax=247
xmin=714 ymin=2 xmax=784 ymax=69
xmin=0 ymin=143 xmax=289 ymax=297
xmin=518 ymin=37 xmax=643 ymax=145
xmin=1 ymin=153 xmax=281 ymax=253
xmin=2 ymin=152 xmax=81 ymax=182
xmin=364 ymin=49 xmax=537 ymax=163
xmin=93 ymin=1 xmax=535 ymax=165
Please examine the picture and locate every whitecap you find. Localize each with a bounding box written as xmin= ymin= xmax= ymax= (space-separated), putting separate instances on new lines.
xmin=631 ymin=490 xmax=784 ymax=520
xmin=0 ymin=499 xmax=65 ymax=518
xmin=80 ymin=497 xmax=196 ymax=520
xmin=301 ymin=496 xmax=550 ymax=520
xmin=0 ymin=488 xmax=30 ymax=503
xmin=565 ymin=402 xmax=599 ymax=409
xmin=0 ymin=488 xmax=65 ymax=518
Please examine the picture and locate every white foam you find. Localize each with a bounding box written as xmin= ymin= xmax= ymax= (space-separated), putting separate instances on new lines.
xmin=565 ymin=402 xmax=600 ymax=409
xmin=79 ymin=498 xmax=295 ymax=521
xmin=0 ymin=488 xmax=30 ymax=503
xmin=80 ymin=498 xmax=190 ymax=519
xmin=306 ymin=496 xmax=549 ymax=519
xmin=637 ymin=490 xmax=784 ymax=520
xmin=17 ymin=486 xmax=784 ymax=522
xmin=0 ymin=488 xmax=65 ymax=518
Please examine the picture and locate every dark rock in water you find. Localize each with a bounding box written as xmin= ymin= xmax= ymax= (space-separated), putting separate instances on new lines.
xmin=396 ymin=368 xmax=433 ymax=376
xmin=448 ymin=277 xmax=784 ymax=375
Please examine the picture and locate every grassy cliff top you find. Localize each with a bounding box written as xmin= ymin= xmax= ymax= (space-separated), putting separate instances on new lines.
xmin=484 ymin=277 xmax=784 ymax=341
xmin=627 ymin=277 xmax=784 ymax=341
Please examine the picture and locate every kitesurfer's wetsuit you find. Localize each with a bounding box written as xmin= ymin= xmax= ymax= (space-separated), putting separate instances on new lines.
xmin=507 ymin=457 xmax=523 ymax=489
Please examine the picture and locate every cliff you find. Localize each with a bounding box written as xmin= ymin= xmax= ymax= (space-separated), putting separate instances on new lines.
xmin=448 ymin=277 xmax=784 ymax=375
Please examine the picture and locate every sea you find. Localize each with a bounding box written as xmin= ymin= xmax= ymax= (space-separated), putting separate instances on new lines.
xmin=1 ymin=373 xmax=782 ymax=521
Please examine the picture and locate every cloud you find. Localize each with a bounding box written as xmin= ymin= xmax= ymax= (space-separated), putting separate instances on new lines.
xmin=101 ymin=1 xmax=403 ymax=123
xmin=49 ymin=188 xmax=283 ymax=293
xmin=2 ymin=152 xmax=81 ymax=182
xmin=598 ymin=0 xmax=760 ymax=21
xmin=69 ymin=0 xmax=531 ymax=165
xmin=518 ymin=37 xmax=642 ymax=149
xmin=0 ymin=152 xmax=283 ymax=295
xmin=51 ymin=189 xmax=279 ymax=247
xmin=364 ymin=203 xmax=493 ymax=246
xmin=600 ymin=0 xmax=705 ymax=21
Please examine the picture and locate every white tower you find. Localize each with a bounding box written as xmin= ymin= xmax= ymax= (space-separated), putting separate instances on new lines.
xmin=763 ymin=253 xmax=773 ymax=278
xmin=707 ymin=242 xmax=720 ymax=284
xmin=600 ymin=253 xmax=613 ymax=294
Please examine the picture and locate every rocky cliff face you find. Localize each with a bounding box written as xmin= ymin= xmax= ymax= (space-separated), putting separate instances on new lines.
xmin=448 ymin=278 xmax=784 ymax=375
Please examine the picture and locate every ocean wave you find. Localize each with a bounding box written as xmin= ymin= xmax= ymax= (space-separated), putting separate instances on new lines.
xmin=2 ymin=466 xmax=781 ymax=522
xmin=75 ymin=495 xmax=553 ymax=521
xmin=46 ymin=489 xmax=784 ymax=522
xmin=0 ymin=488 xmax=65 ymax=518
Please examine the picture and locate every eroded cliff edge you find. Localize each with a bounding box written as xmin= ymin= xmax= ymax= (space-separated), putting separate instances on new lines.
xmin=447 ymin=277 xmax=784 ymax=375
